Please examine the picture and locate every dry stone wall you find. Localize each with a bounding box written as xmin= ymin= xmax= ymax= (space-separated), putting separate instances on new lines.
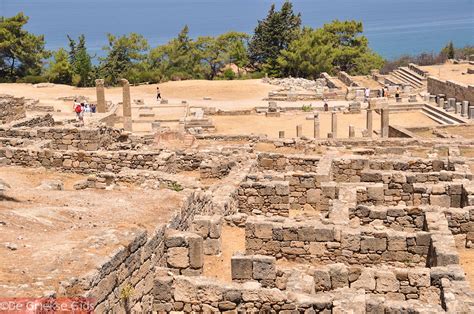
xmin=0 ymin=95 xmax=26 ymax=124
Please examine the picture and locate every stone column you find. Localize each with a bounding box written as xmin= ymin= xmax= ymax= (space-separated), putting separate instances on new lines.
xmin=279 ymin=131 xmax=285 ymax=138
xmin=461 ymin=101 xmax=469 ymax=117
xmin=313 ymin=116 xmax=320 ymax=139
xmin=120 ymin=79 xmax=132 ymax=131
xmin=455 ymin=102 xmax=462 ymax=115
xmin=331 ymin=112 xmax=337 ymax=138
xmin=448 ymin=98 xmax=456 ymax=110
xmin=380 ymin=108 xmax=389 ymax=138
xmin=366 ymin=109 xmax=373 ymax=137
xmin=95 ymin=79 xmax=106 ymax=113
xmin=296 ymin=125 xmax=303 ymax=138
xmin=348 ymin=125 xmax=355 ymax=138
xmin=429 ymin=95 xmax=436 ymax=103
xmin=469 ymin=107 xmax=474 ymax=120
xmin=437 ymin=97 xmax=444 ymax=108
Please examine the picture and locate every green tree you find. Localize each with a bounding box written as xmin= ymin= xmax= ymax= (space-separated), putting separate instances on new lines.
xmin=277 ymin=28 xmax=334 ymax=78
xmin=99 ymin=33 xmax=149 ymax=84
xmin=47 ymin=48 xmax=73 ymax=84
xmin=319 ymin=20 xmax=383 ymax=75
xmin=67 ymin=34 xmax=94 ymax=86
xmin=149 ymin=26 xmax=201 ymax=81
xmin=197 ymin=32 xmax=249 ymax=79
xmin=248 ymin=1 xmax=301 ymax=75
xmin=441 ymin=41 xmax=455 ymax=59
xmin=0 ymin=13 xmax=49 ymax=80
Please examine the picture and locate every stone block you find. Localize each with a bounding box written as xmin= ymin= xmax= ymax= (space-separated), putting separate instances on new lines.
xmin=313 ymin=268 xmax=331 ymax=291
xmin=408 ymin=269 xmax=430 ymax=287
xmin=351 ymin=269 xmax=375 ymax=290
xmin=188 ymin=235 xmax=203 ymax=269
xmin=328 ymin=263 xmax=348 ymax=289
xmin=167 ymin=247 xmax=189 ymax=269
xmin=430 ymin=195 xmax=451 ymax=208
xmin=375 ymin=271 xmax=399 ymax=292
xmin=254 ymin=222 xmax=274 ymax=239
xmin=361 ymin=237 xmax=387 ymax=252
xmin=231 ymin=255 xmax=253 ymax=280
xmin=252 ymin=255 xmax=276 ymax=280
xmin=203 ymin=238 xmax=221 ymax=255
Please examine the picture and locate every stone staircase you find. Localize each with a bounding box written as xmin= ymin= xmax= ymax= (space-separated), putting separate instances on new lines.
xmin=422 ymin=104 xmax=467 ymax=125
xmin=390 ymin=67 xmax=427 ymax=89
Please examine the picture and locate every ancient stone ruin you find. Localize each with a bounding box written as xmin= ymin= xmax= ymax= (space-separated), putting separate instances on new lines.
xmin=0 ymin=61 xmax=473 ymax=313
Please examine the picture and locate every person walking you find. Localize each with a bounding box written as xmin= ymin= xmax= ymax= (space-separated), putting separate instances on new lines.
xmin=364 ymin=88 xmax=370 ymax=102
xmin=156 ymin=86 xmax=162 ymax=102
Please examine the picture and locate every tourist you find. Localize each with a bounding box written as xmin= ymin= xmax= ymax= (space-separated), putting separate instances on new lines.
xmin=395 ymin=87 xmax=400 ymax=99
xmin=364 ymin=88 xmax=370 ymax=102
xmin=381 ymin=88 xmax=385 ymax=98
xmin=323 ymin=99 xmax=329 ymax=112
xmin=74 ymin=101 xmax=82 ymax=121
xmin=91 ymin=103 xmax=97 ymax=113
xmin=156 ymin=86 xmax=162 ymax=102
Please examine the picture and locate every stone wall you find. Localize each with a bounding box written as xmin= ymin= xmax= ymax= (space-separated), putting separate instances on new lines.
xmin=245 ymin=217 xmax=430 ymax=266
xmin=427 ymin=76 xmax=474 ymax=104
xmin=338 ymin=71 xmax=359 ymax=87
xmin=257 ymin=153 xmax=320 ymax=172
xmin=0 ymin=95 xmax=26 ymax=124
xmin=10 ymin=114 xmax=55 ymax=128
xmin=237 ymin=181 xmax=290 ymax=216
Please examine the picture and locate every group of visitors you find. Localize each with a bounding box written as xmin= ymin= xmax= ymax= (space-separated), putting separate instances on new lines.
xmin=73 ymin=100 xmax=97 ymax=126
xmin=364 ymin=87 xmax=401 ymax=102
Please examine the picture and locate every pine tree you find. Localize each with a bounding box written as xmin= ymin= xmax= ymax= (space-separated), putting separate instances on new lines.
xmin=248 ymin=1 xmax=301 ymax=75
xmin=0 ymin=13 xmax=49 ymax=80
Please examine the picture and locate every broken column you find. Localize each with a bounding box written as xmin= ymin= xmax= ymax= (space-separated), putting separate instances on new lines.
xmin=470 ymin=107 xmax=474 ymax=120
xmin=95 ymin=79 xmax=106 ymax=113
xmin=437 ymin=97 xmax=444 ymax=108
xmin=331 ymin=112 xmax=337 ymax=138
xmin=348 ymin=125 xmax=355 ymax=138
xmin=279 ymin=131 xmax=285 ymax=138
xmin=366 ymin=109 xmax=373 ymax=137
xmin=296 ymin=124 xmax=303 ymax=138
xmin=447 ymin=98 xmax=456 ymax=111
xmin=380 ymin=107 xmax=389 ymax=138
xmin=455 ymin=102 xmax=462 ymax=114
xmin=461 ymin=101 xmax=469 ymax=117
xmin=120 ymin=79 xmax=132 ymax=131
xmin=313 ymin=115 xmax=320 ymax=139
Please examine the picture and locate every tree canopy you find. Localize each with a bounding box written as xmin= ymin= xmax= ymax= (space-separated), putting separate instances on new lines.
xmin=0 ymin=13 xmax=49 ymax=80
xmin=248 ymin=1 xmax=301 ymax=75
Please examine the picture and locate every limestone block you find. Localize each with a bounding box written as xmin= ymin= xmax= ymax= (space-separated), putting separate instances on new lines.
xmin=361 ymin=237 xmax=387 ymax=252
xmin=375 ymin=271 xmax=399 ymax=292
xmin=313 ymin=268 xmax=331 ymax=291
xmin=430 ymin=195 xmax=451 ymax=208
xmin=153 ymin=276 xmax=173 ymax=301
xmin=286 ymin=271 xmax=315 ymax=294
xmin=192 ymin=216 xmax=210 ymax=238
xmin=209 ymin=215 xmax=223 ymax=239
xmin=341 ymin=230 xmax=361 ymax=251
xmin=252 ymin=255 xmax=276 ymax=280
xmin=231 ymin=255 xmax=253 ymax=280
xmin=203 ymin=238 xmax=221 ymax=255
xmin=351 ymin=269 xmax=376 ymax=290
xmin=408 ymin=269 xmax=430 ymax=287
xmin=315 ymin=225 xmax=335 ymax=241
xmin=367 ymin=184 xmax=384 ymax=201
xmin=329 ymin=263 xmax=349 ymax=289
xmin=254 ymin=222 xmax=274 ymax=239
xmin=167 ymin=247 xmax=189 ymax=269
xmin=188 ymin=234 xmax=203 ymax=269
xmin=306 ymin=189 xmax=320 ymax=204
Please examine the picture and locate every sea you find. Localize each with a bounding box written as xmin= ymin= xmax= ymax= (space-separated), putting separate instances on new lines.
xmin=2 ymin=0 xmax=473 ymax=60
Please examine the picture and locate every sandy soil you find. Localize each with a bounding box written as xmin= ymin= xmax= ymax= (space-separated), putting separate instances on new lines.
xmin=352 ymin=76 xmax=383 ymax=89
xmin=212 ymin=111 xmax=438 ymax=138
xmin=421 ymin=63 xmax=474 ymax=85
xmin=0 ymin=166 xmax=184 ymax=297
xmin=458 ymin=248 xmax=474 ymax=288
xmin=203 ymin=225 xmax=245 ymax=283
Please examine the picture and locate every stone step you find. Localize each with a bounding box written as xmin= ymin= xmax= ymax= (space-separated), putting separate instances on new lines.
xmin=399 ymin=67 xmax=427 ymax=82
xmin=392 ymin=70 xmax=423 ymax=88
xmin=422 ymin=104 xmax=466 ymax=125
